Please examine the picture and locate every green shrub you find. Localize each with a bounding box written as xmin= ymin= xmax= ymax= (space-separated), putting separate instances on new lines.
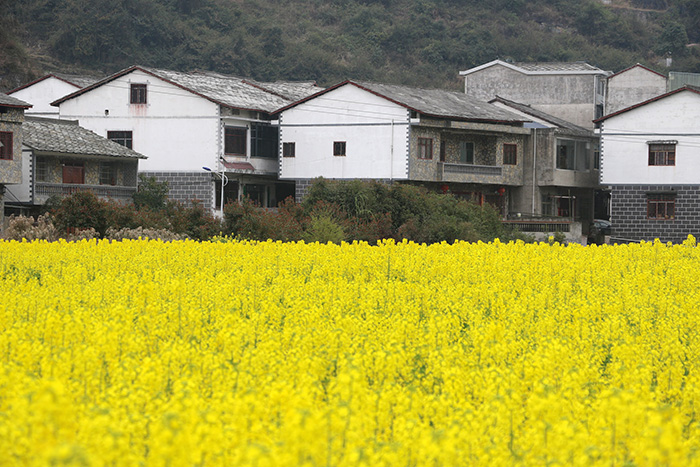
xmin=52 ymin=191 xmax=109 ymax=236
xmin=302 ymin=214 xmax=345 ymax=244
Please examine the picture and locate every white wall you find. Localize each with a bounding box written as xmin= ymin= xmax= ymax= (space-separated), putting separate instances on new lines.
xmin=9 ymin=78 xmax=80 ymax=117
xmin=601 ymin=91 xmax=700 ymax=185
xmin=279 ymin=84 xmax=410 ymax=180
xmin=58 ymin=69 xmax=221 ymax=172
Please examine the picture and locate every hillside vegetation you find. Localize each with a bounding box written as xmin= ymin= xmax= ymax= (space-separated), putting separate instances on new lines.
xmin=2 ymin=0 xmax=700 ymax=91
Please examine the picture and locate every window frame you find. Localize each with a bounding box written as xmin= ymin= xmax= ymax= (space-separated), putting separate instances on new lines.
xmin=130 ymin=84 xmax=147 ymax=104
xmin=282 ymin=142 xmax=296 ymax=158
xmin=460 ymin=141 xmax=474 ymax=164
xmin=250 ymin=123 xmax=279 ymax=159
xmin=35 ymin=157 xmax=49 ymax=182
xmin=333 ymin=141 xmax=346 ymax=157
xmin=648 ymin=143 xmax=676 ymax=166
xmin=503 ymin=143 xmax=517 ymax=165
xmin=0 ymin=131 xmax=13 ymax=161
xmin=647 ymin=194 xmax=676 ymax=220
xmin=417 ymin=137 xmax=433 ymax=160
xmin=556 ymin=138 xmax=590 ymax=171
xmin=99 ymin=162 xmax=118 ymax=186
xmin=107 ymin=131 xmax=133 ymax=149
xmin=224 ymin=127 xmax=247 ymax=157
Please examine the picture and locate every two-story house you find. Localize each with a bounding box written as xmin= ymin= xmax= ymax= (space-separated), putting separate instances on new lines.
xmin=595 ymin=86 xmax=700 ymax=243
xmin=4 ymin=117 xmax=146 ymax=215
xmin=490 ymin=97 xmax=601 ymax=225
xmin=50 ymin=66 xmax=321 ymax=212
xmin=0 ymin=93 xmax=32 ymax=230
xmin=275 ymin=80 xmax=531 ymax=217
xmin=459 ymin=60 xmax=610 ymax=130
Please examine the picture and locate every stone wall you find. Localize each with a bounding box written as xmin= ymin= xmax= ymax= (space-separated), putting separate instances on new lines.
xmin=0 ymin=107 xmax=23 ymax=185
xmin=611 ymin=185 xmax=700 ymax=243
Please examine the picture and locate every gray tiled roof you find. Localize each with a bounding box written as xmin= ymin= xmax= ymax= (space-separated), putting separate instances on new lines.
xmin=512 ymin=61 xmax=605 ymax=73
xmin=52 ymin=73 xmax=102 ymax=88
xmin=0 ymin=93 xmax=31 ymax=108
xmin=23 ymin=118 xmax=146 ymax=159
xmin=353 ymin=81 xmax=527 ymax=123
xmin=491 ymin=96 xmax=592 ymax=135
xmin=141 ymin=67 xmax=320 ymax=112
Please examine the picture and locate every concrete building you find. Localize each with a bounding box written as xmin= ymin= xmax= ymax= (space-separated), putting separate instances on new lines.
xmin=5 ymin=117 xmax=146 ymax=215
xmin=595 ymin=86 xmax=700 ymax=243
xmin=0 ymin=93 xmax=31 ymax=231
xmin=7 ymin=74 xmax=101 ymax=118
xmin=490 ymin=97 xmax=602 ymax=225
xmin=605 ymin=64 xmax=668 ymax=115
xmin=51 ymin=66 xmax=321 ymax=212
xmin=459 ymin=60 xmax=610 ymax=130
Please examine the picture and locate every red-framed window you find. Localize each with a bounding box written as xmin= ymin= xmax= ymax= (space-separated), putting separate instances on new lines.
xmin=0 ymin=132 xmax=13 ymax=160
xmin=647 ymin=194 xmax=675 ymax=220
xmin=108 ymin=131 xmax=133 ymax=149
xmin=225 ymin=127 xmax=247 ymax=156
xmin=130 ymin=84 xmax=147 ymax=104
xmin=418 ymin=137 xmax=433 ymax=159
xmin=503 ymin=143 xmax=517 ymax=165
xmin=648 ymin=143 xmax=675 ymax=166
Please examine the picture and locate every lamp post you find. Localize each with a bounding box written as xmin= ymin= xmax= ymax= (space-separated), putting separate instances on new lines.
xmin=202 ymin=166 xmax=228 ymax=219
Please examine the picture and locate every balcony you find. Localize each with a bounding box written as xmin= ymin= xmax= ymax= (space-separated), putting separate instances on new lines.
xmin=35 ymin=183 xmax=137 ymax=202
xmin=439 ymin=162 xmax=504 ymax=184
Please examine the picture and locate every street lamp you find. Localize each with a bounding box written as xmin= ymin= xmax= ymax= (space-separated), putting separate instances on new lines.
xmin=202 ymin=165 xmax=228 ymax=219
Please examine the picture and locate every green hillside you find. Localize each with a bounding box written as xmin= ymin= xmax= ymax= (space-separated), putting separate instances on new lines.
xmin=2 ymin=0 xmax=700 ymax=92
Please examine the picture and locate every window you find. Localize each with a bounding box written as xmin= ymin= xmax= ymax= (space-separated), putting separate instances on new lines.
xmin=556 ymin=139 xmax=590 ymax=170
xmin=0 ymin=131 xmax=12 ymax=160
xmin=647 ymin=194 xmax=675 ymax=220
xmin=99 ymin=162 xmax=118 ymax=185
xmin=418 ymin=138 xmax=432 ymax=159
xmin=35 ymin=157 xmax=49 ymax=182
xmin=333 ymin=141 xmax=346 ymax=157
xmin=503 ymin=144 xmax=517 ymax=165
xmin=460 ymin=141 xmax=474 ymax=164
xmin=251 ymin=123 xmax=279 ymax=158
xmin=130 ymin=84 xmax=147 ymax=104
xmin=225 ymin=127 xmax=247 ymax=156
xmin=542 ymin=195 xmax=576 ymax=218
xmin=62 ymin=162 xmax=84 ymax=184
xmin=283 ymin=142 xmax=296 ymax=158
xmin=108 ymin=131 xmax=133 ymax=149
xmin=593 ymin=143 xmax=600 ymax=170
xmin=648 ymin=143 xmax=676 ymax=166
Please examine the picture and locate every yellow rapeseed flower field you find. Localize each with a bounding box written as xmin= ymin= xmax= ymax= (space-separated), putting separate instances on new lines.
xmin=1 ymin=237 xmax=699 ymax=466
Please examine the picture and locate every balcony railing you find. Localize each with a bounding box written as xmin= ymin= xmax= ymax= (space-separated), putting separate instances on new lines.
xmin=35 ymin=183 xmax=137 ymax=201
xmin=441 ymin=162 xmax=502 ymax=176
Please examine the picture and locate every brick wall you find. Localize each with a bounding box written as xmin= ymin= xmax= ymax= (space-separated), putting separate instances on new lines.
xmin=143 ymin=172 xmax=214 ymax=212
xmin=611 ymin=185 xmax=700 ymax=243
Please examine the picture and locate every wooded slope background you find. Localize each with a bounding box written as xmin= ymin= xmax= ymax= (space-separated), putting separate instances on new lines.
xmin=1 ymin=0 xmax=699 ymax=92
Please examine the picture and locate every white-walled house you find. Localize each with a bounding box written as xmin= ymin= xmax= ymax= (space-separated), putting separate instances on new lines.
xmin=7 ymin=74 xmax=100 ymax=118
xmin=51 ymin=66 xmax=320 ymax=211
xmin=595 ymin=86 xmax=700 ymax=243
xmin=276 ymin=80 xmax=532 ymax=217
xmin=605 ymin=64 xmax=668 ymax=115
